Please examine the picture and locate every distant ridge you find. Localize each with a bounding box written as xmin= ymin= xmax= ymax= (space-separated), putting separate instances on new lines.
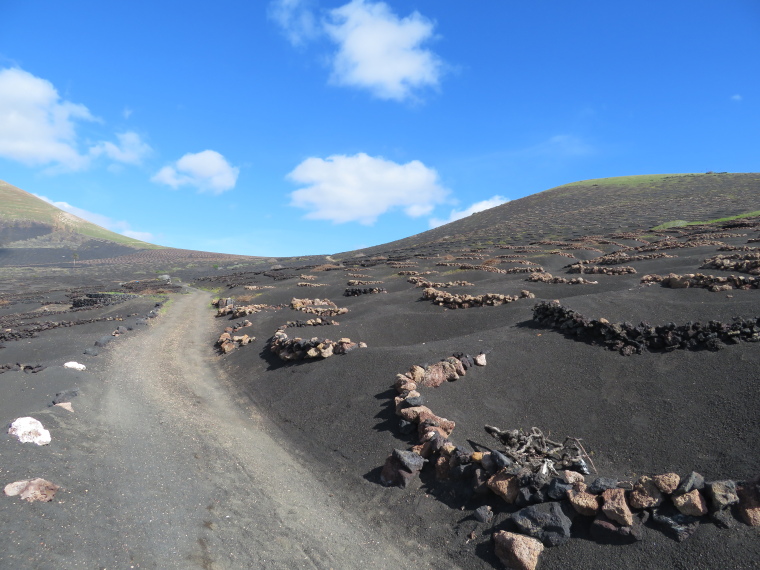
xmin=0 ymin=179 xmax=162 ymax=249
xmin=351 ymin=173 xmax=760 ymax=256
xmin=0 ymin=179 xmax=263 ymax=270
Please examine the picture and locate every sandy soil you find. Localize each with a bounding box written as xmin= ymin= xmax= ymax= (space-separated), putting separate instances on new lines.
xmin=2 ymin=217 xmax=760 ymax=569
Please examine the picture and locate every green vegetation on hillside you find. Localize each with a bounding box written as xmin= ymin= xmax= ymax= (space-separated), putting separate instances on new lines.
xmin=0 ymin=180 xmax=165 ymax=249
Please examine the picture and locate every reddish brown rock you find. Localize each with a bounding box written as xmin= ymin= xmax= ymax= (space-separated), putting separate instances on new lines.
xmin=564 ymin=470 xmax=585 ymax=485
xmin=493 ymin=531 xmax=544 ymax=570
xmin=417 ymin=411 xmax=455 ymax=436
xmin=629 ymin=476 xmax=663 ymax=509
xmin=602 ymin=488 xmax=633 ymax=526
xmin=398 ymin=406 xmax=432 ymax=423
xmin=408 ymin=365 xmax=425 ymax=383
xmin=435 ymin=455 xmax=450 ymax=480
xmin=673 ymin=489 xmax=708 ymax=516
xmin=736 ymin=481 xmax=760 ymax=526
xmin=488 ymin=469 xmax=519 ymax=504
xmin=421 ymin=363 xmax=447 ymax=387
xmin=568 ymin=489 xmax=601 ymax=516
xmin=653 ymin=472 xmax=680 ymax=494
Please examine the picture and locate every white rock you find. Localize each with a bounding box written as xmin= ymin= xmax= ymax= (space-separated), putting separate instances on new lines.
xmin=8 ymin=417 xmax=51 ymax=445
xmin=64 ymin=361 xmax=86 ymax=371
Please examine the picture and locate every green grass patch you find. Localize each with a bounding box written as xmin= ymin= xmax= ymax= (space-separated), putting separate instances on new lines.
xmin=652 ymin=210 xmax=760 ymax=230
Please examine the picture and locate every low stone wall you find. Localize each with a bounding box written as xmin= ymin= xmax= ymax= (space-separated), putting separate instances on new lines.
xmin=527 ymin=273 xmax=597 ymax=285
xmin=422 ymin=287 xmax=534 ymax=309
xmin=532 ymin=300 xmax=760 ymax=355
xmin=290 ymin=297 xmax=348 ymax=317
xmin=407 ymin=277 xmax=474 ymax=288
xmin=641 ymin=272 xmax=760 ymax=291
xmin=379 ymin=350 xmax=760 ymax=570
xmin=267 ymin=330 xmax=366 ymax=361
xmin=344 ymin=287 xmax=387 ymax=296
xmin=566 ymin=264 xmax=636 ymax=275
xmin=702 ymin=252 xmax=760 ymax=275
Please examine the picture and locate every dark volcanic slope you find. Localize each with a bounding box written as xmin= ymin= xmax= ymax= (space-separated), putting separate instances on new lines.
xmin=354 ymin=173 xmax=760 ymax=256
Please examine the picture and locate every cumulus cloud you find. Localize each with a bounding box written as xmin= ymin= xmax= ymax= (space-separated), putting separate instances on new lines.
xmin=269 ymin=0 xmax=319 ymax=46
xmin=152 ymin=150 xmax=239 ymax=194
xmin=90 ymin=131 xmax=151 ymax=165
xmin=287 ymin=152 xmax=449 ymax=224
xmin=0 ymin=67 xmax=152 ymax=172
xmin=0 ymin=67 xmax=96 ymax=170
xmin=429 ymin=195 xmax=509 ymax=228
xmin=34 ymin=194 xmax=155 ymax=242
xmin=324 ymin=0 xmax=443 ymax=101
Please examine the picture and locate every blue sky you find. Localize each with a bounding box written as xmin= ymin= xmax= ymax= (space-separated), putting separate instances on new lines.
xmin=0 ymin=1 xmax=758 ymax=256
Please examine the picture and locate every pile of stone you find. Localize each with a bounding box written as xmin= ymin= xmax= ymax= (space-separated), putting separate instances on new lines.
xmin=380 ymin=352 xmax=487 ymax=488
xmin=407 ymin=277 xmax=474 ymax=288
xmin=718 ymin=245 xmax=759 ymax=252
xmin=268 ymin=331 xmax=366 ymax=361
xmin=244 ymin=285 xmax=275 ymax=291
xmin=347 ymin=273 xmax=373 ymax=278
xmin=496 ymin=254 xmax=530 ymax=260
xmin=577 ymin=252 xmax=676 ymax=266
xmin=71 ymin=292 xmax=139 ymax=308
xmin=533 ymin=300 xmax=760 ymax=354
xmin=456 ymin=255 xmax=486 ymax=260
xmin=346 ymin=280 xmax=383 ymax=286
xmin=423 ymin=287 xmax=534 ymax=309
xmin=634 ymin=239 xmax=725 ymax=253
xmin=505 ymin=266 xmax=545 ymax=274
xmin=686 ymin=231 xmax=746 ymax=240
xmin=436 ymin=262 xmax=508 ymax=274
xmin=297 ymin=282 xmax=327 ymax=287
xmin=387 ymin=261 xmax=417 ymax=268
xmin=290 ymin=297 xmax=348 ymax=317
xmin=499 ymin=245 xmax=540 ymax=251
xmin=528 ymin=273 xmax=598 ymax=285
xmin=299 ymin=274 xmax=317 ymax=281
xmin=547 ymin=250 xmax=576 ymax=258
xmin=567 ymin=264 xmax=637 ymax=275
xmin=0 ymin=363 xmax=45 ymax=375
xmin=213 ymin=298 xmax=272 ymax=318
xmin=344 ymin=287 xmax=387 ymax=296
xmin=641 ymin=273 xmax=760 ymax=291
xmin=281 ymin=318 xmax=338 ymax=328
xmin=701 ymin=252 xmax=760 ymax=275
xmin=216 ymin=330 xmax=254 ymax=354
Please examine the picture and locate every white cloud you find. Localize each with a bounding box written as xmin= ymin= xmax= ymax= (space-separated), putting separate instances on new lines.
xmin=90 ymin=131 xmax=151 ymax=165
xmin=152 ymin=150 xmax=239 ymax=194
xmin=324 ymin=0 xmax=443 ymax=101
xmin=429 ymin=195 xmax=509 ymax=228
xmin=731 ymin=94 xmax=742 ymax=102
xmin=34 ymin=194 xmax=155 ymax=242
xmin=269 ymin=0 xmax=319 ymax=46
xmin=287 ymin=152 xmax=449 ymax=224
xmin=122 ymin=107 xmax=133 ymax=119
xmin=0 ymin=67 xmax=96 ymax=170
xmin=0 ymin=67 xmax=152 ymax=172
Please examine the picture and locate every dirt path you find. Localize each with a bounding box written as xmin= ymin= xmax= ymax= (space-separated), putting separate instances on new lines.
xmin=2 ymin=289 xmax=443 ymax=569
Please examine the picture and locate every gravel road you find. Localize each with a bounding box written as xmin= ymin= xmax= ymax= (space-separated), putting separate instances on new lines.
xmin=0 ymin=289 xmax=443 ymax=569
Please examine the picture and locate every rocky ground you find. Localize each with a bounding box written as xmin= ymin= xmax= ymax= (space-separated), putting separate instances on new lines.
xmin=2 ymin=218 xmax=760 ymax=569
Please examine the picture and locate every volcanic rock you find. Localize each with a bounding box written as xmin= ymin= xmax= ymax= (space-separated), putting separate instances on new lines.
xmin=493 ymin=531 xmax=544 ymax=570
xmin=602 ymin=488 xmax=633 ymax=526
xmin=512 ymin=501 xmax=574 ymax=547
